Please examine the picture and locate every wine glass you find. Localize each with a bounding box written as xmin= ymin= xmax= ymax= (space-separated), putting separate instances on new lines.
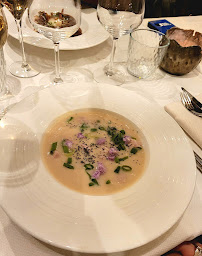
xmin=0 ymin=4 xmax=8 ymax=100
xmin=94 ymin=0 xmax=145 ymax=85
xmin=28 ymin=0 xmax=81 ymax=86
xmin=1 ymin=0 xmax=40 ymax=78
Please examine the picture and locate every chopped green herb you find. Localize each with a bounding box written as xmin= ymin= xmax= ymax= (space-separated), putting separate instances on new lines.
xmin=119 ymin=156 xmax=129 ymax=162
xmin=62 ymin=145 xmax=70 ymax=153
xmin=67 ymin=117 xmax=73 ymax=123
xmin=80 ymin=123 xmax=89 ymax=132
xmin=99 ymin=126 xmax=106 ymax=131
xmin=131 ymin=137 xmax=136 ymax=139
xmin=117 ymin=144 xmax=125 ymax=151
xmin=50 ymin=142 xmax=57 ymax=155
xmin=89 ymin=182 xmax=94 ymax=186
xmin=122 ymin=165 xmax=132 ymax=171
xmin=63 ymin=163 xmax=74 ymax=169
xmin=92 ymin=179 xmax=99 ymax=185
xmin=85 ymin=171 xmax=92 ymax=180
xmin=84 ymin=164 xmax=94 ymax=170
xmin=115 ymin=156 xmax=120 ymax=163
xmin=67 ymin=157 xmax=72 ymax=164
xmin=130 ymin=147 xmax=142 ymax=154
xmin=90 ymin=128 xmax=97 ymax=132
xmin=106 ymin=180 xmax=111 ymax=184
xmin=114 ymin=166 xmax=121 ymax=173
xmin=120 ymin=130 xmax=125 ymax=135
xmin=96 ymin=120 xmax=100 ymax=123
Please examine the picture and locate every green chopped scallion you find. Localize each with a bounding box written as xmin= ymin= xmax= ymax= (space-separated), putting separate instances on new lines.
xmin=120 ymin=130 xmax=125 ymax=135
xmin=67 ymin=157 xmax=72 ymax=164
xmin=67 ymin=117 xmax=73 ymax=123
xmin=63 ymin=163 xmax=74 ymax=169
xmin=91 ymin=128 xmax=97 ymax=132
xmin=62 ymin=145 xmax=70 ymax=153
xmin=92 ymin=179 xmax=99 ymax=185
xmin=115 ymin=156 xmax=120 ymax=163
xmin=122 ymin=165 xmax=132 ymax=171
xmin=84 ymin=164 xmax=94 ymax=170
xmin=99 ymin=126 xmax=106 ymax=131
xmin=130 ymin=147 xmax=142 ymax=154
xmin=89 ymin=182 xmax=94 ymax=186
xmin=50 ymin=142 xmax=57 ymax=155
xmin=114 ymin=166 xmax=121 ymax=173
xmin=119 ymin=156 xmax=128 ymax=162
xmin=106 ymin=180 xmax=111 ymax=184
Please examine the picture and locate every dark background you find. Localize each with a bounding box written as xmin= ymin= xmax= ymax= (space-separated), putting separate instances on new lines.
xmin=81 ymin=0 xmax=202 ymax=17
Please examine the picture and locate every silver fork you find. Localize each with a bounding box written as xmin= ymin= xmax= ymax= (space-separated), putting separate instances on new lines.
xmin=180 ymin=92 xmax=202 ymax=117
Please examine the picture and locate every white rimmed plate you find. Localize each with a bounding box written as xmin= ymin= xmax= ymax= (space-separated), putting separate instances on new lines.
xmin=5 ymin=9 xmax=109 ymax=50
xmin=0 ymin=82 xmax=196 ymax=253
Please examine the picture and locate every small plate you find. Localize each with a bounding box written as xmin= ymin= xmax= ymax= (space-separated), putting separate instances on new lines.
xmin=5 ymin=9 xmax=109 ymax=50
xmin=0 ymin=82 xmax=196 ymax=253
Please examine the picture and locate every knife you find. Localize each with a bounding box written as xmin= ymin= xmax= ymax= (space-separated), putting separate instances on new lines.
xmin=181 ymin=87 xmax=202 ymax=109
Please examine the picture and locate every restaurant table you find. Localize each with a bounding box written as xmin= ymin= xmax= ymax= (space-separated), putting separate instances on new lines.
xmin=0 ymin=11 xmax=202 ymax=256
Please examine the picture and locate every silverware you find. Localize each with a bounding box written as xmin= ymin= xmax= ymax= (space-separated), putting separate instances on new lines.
xmin=181 ymin=87 xmax=202 ymax=109
xmin=194 ymin=151 xmax=202 ymax=174
xmin=180 ymin=88 xmax=202 ymax=117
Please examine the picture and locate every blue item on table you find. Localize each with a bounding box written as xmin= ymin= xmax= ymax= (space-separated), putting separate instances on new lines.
xmin=148 ymin=19 xmax=175 ymax=34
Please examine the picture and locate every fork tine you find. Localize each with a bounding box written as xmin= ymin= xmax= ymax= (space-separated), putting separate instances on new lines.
xmin=181 ymin=92 xmax=194 ymax=110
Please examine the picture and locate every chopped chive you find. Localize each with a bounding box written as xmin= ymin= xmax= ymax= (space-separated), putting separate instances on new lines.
xmin=106 ymin=180 xmax=111 ymax=184
xmin=119 ymin=156 xmax=128 ymax=162
xmin=114 ymin=166 xmax=121 ymax=173
xmin=62 ymin=145 xmax=70 ymax=153
xmin=50 ymin=142 xmax=57 ymax=155
xmin=96 ymin=120 xmax=100 ymax=123
xmin=117 ymin=144 xmax=125 ymax=151
xmin=85 ymin=171 xmax=92 ymax=180
xmin=67 ymin=117 xmax=73 ymax=123
xmin=92 ymin=179 xmax=99 ymax=185
xmin=131 ymin=137 xmax=136 ymax=139
xmin=120 ymin=130 xmax=125 ymax=135
xmin=84 ymin=164 xmax=94 ymax=170
xmin=91 ymin=128 xmax=97 ymax=132
xmin=80 ymin=123 xmax=89 ymax=132
xmin=130 ymin=147 xmax=142 ymax=154
xmin=115 ymin=156 xmax=120 ymax=163
xmin=67 ymin=157 xmax=72 ymax=164
xmin=89 ymin=182 xmax=94 ymax=186
xmin=63 ymin=163 xmax=74 ymax=169
xmin=99 ymin=126 xmax=106 ymax=131
xmin=122 ymin=165 xmax=132 ymax=171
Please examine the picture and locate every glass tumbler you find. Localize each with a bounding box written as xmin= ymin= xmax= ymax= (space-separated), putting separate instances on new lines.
xmin=127 ymin=28 xmax=170 ymax=79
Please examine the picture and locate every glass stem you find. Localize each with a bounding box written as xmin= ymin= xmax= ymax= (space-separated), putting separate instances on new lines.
xmin=106 ymin=37 xmax=117 ymax=76
xmin=53 ymin=43 xmax=63 ymax=84
xmin=15 ymin=19 xmax=29 ymax=69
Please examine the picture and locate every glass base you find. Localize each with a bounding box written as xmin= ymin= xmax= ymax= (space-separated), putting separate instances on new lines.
xmin=39 ymin=68 xmax=93 ymax=87
xmin=9 ymin=61 xmax=40 ymax=78
xmin=94 ymin=64 xmax=125 ymax=86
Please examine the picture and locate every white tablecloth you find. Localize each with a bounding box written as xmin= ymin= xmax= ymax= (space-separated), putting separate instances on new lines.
xmin=0 ymin=12 xmax=202 ymax=256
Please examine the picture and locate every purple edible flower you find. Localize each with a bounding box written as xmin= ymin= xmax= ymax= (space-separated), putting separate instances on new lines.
xmin=123 ymin=136 xmax=131 ymax=145
xmin=62 ymin=139 xmax=73 ymax=148
xmin=108 ymin=147 xmax=118 ymax=161
xmin=92 ymin=162 xmax=106 ymax=179
xmin=77 ymin=133 xmax=85 ymax=139
xmin=96 ymin=138 xmax=106 ymax=145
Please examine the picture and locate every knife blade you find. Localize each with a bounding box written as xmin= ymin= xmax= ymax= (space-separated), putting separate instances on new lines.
xmin=181 ymin=87 xmax=202 ymax=109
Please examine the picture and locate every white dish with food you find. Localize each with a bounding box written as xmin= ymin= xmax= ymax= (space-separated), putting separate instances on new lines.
xmin=0 ymin=82 xmax=196 ymax=253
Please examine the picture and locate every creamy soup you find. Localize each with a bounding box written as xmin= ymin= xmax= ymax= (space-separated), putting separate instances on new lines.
xmin=41 ymin=109 xmax=146 ymax=195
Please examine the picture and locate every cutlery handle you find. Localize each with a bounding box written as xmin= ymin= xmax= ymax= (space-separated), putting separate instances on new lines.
xmin=194 ymin=151 xmax=202 ymax=174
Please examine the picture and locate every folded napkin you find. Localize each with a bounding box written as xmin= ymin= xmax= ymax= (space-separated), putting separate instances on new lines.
xmin=165 ymin=93 xmax=202 ymax=149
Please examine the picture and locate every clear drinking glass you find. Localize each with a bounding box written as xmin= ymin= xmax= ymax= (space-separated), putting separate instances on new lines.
xmin=94 ymin=0 xmax=145 ymax=85
xmin=127 ymin=28 xmax=170 ymax=79
xmin=1 ymin=0 xmax=40 ymax=78
xmin=0 ymin=5 xmax=8 ymax=100
xmin=28 ymin=0 xmax=81 ymax=86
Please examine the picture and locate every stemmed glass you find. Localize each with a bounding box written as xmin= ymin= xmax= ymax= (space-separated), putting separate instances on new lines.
xmin=0 ymin=4 xmax=8 ymax=100
xmin=94 ymin=0 xmax=145 ymax=85
xmin=1 ymin=0 xmax=39 ymax=78
xmin=28 ymin=0 xmax=81 ymax=86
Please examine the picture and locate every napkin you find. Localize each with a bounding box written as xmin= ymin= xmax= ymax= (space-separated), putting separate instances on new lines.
xmin=164 ymin=93 xmax=202 ymax=149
